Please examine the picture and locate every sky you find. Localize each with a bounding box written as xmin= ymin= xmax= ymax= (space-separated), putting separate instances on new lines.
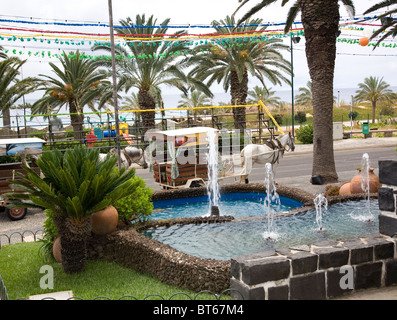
xmin=1 ymin=0 xmax=396 ymax=106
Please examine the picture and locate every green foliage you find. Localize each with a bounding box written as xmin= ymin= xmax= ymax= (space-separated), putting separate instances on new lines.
xmin=113 ymin=175 xmax=153 ymax=223
xmin=380 ymin=105 xmax=395 ymax=117
xmin=296 ymin=123 xmax=313 ymax=144
xmin=294 ymin=111 xmax=307 ymax=124
xmin=272 ymin=113 xmax=283 ymax=126
xmin=6 ymin=145 xmax=137 ymax=220
xmin=39 ymin=209 xmax=58 ymax=262
xmin=348 ymin=110 xmax=359 ymax=120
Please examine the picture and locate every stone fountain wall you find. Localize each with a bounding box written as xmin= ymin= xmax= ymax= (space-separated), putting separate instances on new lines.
xmin=230 ymin=234 xmax=397 ymax=300
xmin=88 ymin=182 xmax=397 ymax=299
xmin=87 ymin=183 xmax=314 ymax=294
xmin=230 ymin=161 xmax=397 ymax=300
xmin=378 ymin=160 xmax=397 ymax=236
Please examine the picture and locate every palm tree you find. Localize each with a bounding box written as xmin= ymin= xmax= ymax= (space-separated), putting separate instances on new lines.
xmin=93 ymin=14 xmax=212 ymax=133
xmin=354 ymin=76 xmax=396 ymax=123
xmin=0 ymin=57 xmax=39 ymax=131
xmin=234 ymin=0 xmax=355 ymax=183
xmin=247 ymin=86 xmax=281 ymax=107
xmin=121 ymin=94 xmax=141 ymax=122
xmin=32 ymin=51 xmax=110 ymax=142
xmin=364 ymin=1 xmax=397 ymax=45
xmin=295 ymin=81 xmax=312 ymax=107
xmin=186 ymin=15 xmax=291 ymax=130
xmin=178 ymin=90 xmax=212 ymax=121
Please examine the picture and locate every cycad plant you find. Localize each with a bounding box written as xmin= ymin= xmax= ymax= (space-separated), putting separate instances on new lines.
xmin=6 ymin=145 xmax=137 ymax=273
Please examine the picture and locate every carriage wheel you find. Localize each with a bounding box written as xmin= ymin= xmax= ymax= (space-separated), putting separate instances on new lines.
xmin=5 ymin=207 xmax=27 ymax=221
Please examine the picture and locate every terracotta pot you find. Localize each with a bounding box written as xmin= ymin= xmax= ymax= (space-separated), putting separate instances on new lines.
xmin=350 ymin=168 xmax=381 ymax=194
xmin=53 ymin=236 xmax=62 ymax=263
xmin=91 ymin=205 xmax=119 ymax=235
xmin=339 ymin=182 xmax=351 ymax=196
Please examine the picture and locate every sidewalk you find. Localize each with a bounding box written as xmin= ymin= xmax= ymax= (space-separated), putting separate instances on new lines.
xmin=287 ymin=136 xmax=397 ymax=156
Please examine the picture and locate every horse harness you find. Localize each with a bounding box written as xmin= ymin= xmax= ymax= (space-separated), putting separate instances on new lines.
xmin=261 ymin=138 xmax=285 ymax=164
xmin=122 ymin=149 xmax=145 ymax=167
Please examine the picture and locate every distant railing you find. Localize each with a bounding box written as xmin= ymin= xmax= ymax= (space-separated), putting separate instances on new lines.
xmin=0 ymin=230 xmax=43 ymax=248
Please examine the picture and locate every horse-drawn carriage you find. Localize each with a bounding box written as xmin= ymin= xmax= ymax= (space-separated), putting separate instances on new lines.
xmin=145 ymin=126 xmax=296 ymax=189
xmin=0 ymin=137 xmax=45 ymax=220
xmin=146 ymin=127 xmax=227 ymax=189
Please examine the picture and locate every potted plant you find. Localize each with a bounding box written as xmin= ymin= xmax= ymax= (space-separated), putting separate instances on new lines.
xmin=6 ymin=145 xmax=137 ymax=274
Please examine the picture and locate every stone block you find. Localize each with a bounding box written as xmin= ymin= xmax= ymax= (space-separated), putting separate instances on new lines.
xmin=288 ymin=251 xmax=318 ymax=275
xmin=290 ymin=272 xmax=326 ymax=300
xmin=379 ymin=212 xmax=397 ymax=237
xmin=230 ymin=258 xmax=241 ymax=280
xmin=229 ymin=278 xmax=265 ymax=300
xmin=240 ymin=256 xmax=290 ymax=285
xmin=365 ymin=234 xmax=395 ymax=259
xmin=378 ymin=187 xmax=395 ymax=212
xmin=313 ymin=247 xmax=349 ymax=269
xmin=327 ymin=268 xmax=354 ymax=298
xmin=268 ymin=285 xmax=289 ymax=300
xmin=355 ymin=262 xmax=383 ymax=290
xmin=344 ymin=242 xmax=373 ymax=265
xmin=385 ymin=260 xmax=397 ymax=286
xmin=379 ymin=160 xmax=397 ymax=186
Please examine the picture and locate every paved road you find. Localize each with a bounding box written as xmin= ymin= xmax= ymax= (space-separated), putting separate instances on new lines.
xmin=135 ymin=145 xmax=397 ymax=194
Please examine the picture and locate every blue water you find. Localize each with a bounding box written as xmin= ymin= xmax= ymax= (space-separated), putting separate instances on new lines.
xmin=145 ymin=200 xmax=380 ymax=261
xmin=152 ymin=192 xmax=302 ymax=220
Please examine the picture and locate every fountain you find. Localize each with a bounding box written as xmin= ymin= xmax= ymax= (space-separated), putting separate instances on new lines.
xmin=313 ymin=193 xmax=328 ymax=231
xmin=348 ymin=153 xmax=375 ymax=222
xmin=361 ymin=153 xmax=373 ymax=219
xmin=206 ymin=129 xmax=220 ymax=216
xmin=145 ymin=152 xmax=381 ymax=261
xmin=263 ymin=163 xmax=281 ymax=240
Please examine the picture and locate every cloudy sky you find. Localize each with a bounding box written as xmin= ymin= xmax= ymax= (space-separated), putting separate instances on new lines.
xmin=1 ymin=0 xmax=396 ymax=105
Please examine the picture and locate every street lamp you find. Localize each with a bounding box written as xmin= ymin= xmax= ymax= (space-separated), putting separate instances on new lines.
xmin=290 ymin=35 xmax=300 ymax=136
xmin=107 ymin=0 xmax=122 ymax=169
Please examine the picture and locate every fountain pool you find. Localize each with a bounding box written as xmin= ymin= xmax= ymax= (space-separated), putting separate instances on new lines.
xmin=152 ymin=192 xmax=303 ymax=220
xmin=145 ymin=199 xmax=380 ymax=261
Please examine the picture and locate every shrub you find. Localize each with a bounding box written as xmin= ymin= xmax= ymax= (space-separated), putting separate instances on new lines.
xmin=113 ymin=176 xmax=153 ymax=223
xmin=296 ymin=123 xmax=313 ymax=144
xmin=294 ymin=111 xmax=307 ymax=124
xmin=348 ymin=110 xmax=359 ymax=120
xmin=272 ymin=114 xmax=283 ymax=126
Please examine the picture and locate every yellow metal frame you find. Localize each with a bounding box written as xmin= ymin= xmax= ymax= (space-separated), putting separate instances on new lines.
xmin=258 ymin=100 xmax=284 ymax=134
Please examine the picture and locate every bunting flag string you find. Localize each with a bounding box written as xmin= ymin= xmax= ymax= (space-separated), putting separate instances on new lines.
xmin=3 ymin=35 xmax=397 ymax=63
xmin=0 ymin=13 xmax=382 ymax=29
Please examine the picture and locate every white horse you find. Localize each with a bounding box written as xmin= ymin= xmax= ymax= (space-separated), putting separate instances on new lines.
xmin=99 ymin=146 xmax=148 ymax=169
xmin=240 ymin=132 xmax=295 ymax=183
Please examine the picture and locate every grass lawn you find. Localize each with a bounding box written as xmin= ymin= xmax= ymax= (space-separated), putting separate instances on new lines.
xmin=0 ymin=241 xmax=227 ymax=300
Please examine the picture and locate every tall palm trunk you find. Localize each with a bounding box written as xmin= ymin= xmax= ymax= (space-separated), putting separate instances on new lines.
xmin=300 ymin=0 xmax=339 ymax=183
xmin=230 ymin=70 xmax=248 ymax=131
xmin=69 ymin=99 xmax=84 ymax=142
xmin=138 ymin=88 xmax=156 ymax=133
